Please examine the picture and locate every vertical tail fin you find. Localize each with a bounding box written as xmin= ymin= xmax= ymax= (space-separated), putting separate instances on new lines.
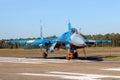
xmin=68 ymin=21 xmax=72 ymax=31
xmin=40 ymin=26 xmax=43 ymax=40
xmin=40 ymin=20 xmax=43 ymax=40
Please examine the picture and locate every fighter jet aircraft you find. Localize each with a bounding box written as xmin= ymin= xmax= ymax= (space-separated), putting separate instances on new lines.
xmin=8 ymin=22 xmax=112 ymax=60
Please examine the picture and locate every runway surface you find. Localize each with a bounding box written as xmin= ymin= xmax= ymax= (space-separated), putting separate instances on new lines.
xmin=0 ymin=57 xmax=120 ymax=80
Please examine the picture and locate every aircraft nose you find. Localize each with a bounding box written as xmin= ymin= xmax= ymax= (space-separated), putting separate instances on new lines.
xmin=70 ymin=33 xmax=86 ymax=47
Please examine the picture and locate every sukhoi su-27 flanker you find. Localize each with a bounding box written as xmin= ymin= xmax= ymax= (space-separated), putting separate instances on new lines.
xmin=9 ymin=22 xmax=112 ymax=60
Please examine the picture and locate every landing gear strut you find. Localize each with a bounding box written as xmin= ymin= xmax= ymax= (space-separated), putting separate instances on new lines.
xmin=43 ymin=52 xmax=48 ymax=58
xmin=73 ymin=52 xmax=78 ymax=59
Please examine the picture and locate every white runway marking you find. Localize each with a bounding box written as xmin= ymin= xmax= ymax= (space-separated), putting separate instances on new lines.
xmin=0 ymin=57 xmax=94 ymax=64
xmin=18 ymin=71 xmax=120 ymax=80
xmin=103 ymin=68 xmax=120 ymax=71
xmin=0 ymin=57 xmax=68 ymax=64
xmin=0 ymin=57 xmax=119 ymax=64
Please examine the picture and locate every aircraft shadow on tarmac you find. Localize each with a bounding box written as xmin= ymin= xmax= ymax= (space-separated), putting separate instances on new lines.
xmin=26 ymin=56 xmax=103 ymax=61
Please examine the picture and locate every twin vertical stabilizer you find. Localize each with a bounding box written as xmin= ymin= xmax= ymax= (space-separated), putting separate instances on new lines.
xmin=40 ymin=21 xmax=72 ymax=39
xmin=68 ymin=21 xmax=72 ymax=31
xmin=40 ymin=24 xmax=43 ymax=40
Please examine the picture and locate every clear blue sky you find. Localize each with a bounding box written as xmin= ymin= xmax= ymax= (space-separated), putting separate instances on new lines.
xmin=0 ymin=0 xmax=120 ymax=39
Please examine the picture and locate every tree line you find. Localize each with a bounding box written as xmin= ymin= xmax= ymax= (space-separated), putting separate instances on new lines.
xmin=0 ymin=33 xmax=120 ymax=49
xmin=84 ymin=33 xmax=120 ymax=47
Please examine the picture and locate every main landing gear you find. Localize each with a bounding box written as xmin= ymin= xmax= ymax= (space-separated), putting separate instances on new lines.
xmin=43 ymin=52 xmax=48 ymax=58
xmin=42 ymin=49 xmax=48 ymax=59
xmin=73 ymin=52 xmax=78 ymax=59
xmin=42 ymin=48 xmax=86 ymax=60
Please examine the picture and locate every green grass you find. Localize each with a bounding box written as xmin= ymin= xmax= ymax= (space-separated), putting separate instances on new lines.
xmin=0 ymin=47 xmax=120 ymax=61
xmin=0 ymin=47 xmax=120 ymax=54
xmin=0 ymin=49 xmax=40 ymax=54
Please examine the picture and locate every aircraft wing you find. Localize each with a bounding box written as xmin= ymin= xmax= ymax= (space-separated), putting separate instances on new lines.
xmin=8 ymin=38 xmax=57 ymax=49
xmin=8 ymin=39 xmax=49 ymax=44
xmin=24 ymin=43 xmax=40 ymax=49
xmin=84 ymin=39 xmax=112 ymax=44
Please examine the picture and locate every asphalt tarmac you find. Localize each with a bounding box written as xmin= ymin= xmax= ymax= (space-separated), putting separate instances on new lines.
xmin=0 ymin=56 xmax=120 ymax=80
xmin=0 ymin=48 xmax=120 ymax=80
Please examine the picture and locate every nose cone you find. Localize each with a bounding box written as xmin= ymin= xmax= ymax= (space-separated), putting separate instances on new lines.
xmin=70 ymin=33 xmax=86 ymax=47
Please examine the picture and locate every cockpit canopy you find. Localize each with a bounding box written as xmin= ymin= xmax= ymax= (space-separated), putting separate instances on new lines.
xmin=70 ymin=28 xmax=78 ymax=33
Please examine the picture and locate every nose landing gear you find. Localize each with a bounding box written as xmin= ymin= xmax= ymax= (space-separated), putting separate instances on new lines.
xmin=73 ymin=52 xmax=78 ymax=59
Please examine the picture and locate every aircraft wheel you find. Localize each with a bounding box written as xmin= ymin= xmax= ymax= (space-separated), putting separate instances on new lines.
xmin=73 ymin=52 xmax=78 ymax=59
xmin=43 ymin=52 xmax=47 ymax=58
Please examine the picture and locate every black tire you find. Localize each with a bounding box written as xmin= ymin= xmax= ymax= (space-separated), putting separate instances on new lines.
xmin=73 ymin=52 xmax=78 ymax=59
xmin=43 ymin=52 xmax=47 ymax=58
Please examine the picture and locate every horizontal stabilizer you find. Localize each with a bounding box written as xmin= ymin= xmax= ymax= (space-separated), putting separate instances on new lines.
xmin=6 ymin=40 xmax=28 ymax=44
